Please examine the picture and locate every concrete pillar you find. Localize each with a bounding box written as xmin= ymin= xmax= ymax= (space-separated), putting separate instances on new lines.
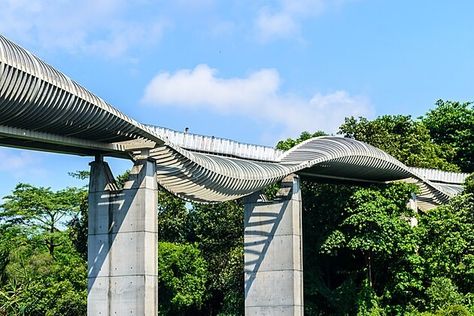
xmin=87 ymin=157 xmax=158 ymax=316
xmin=408 ymin=192 xmax=418 ymax=227
xmin=244 ymin=174 xmax=304 ymax=316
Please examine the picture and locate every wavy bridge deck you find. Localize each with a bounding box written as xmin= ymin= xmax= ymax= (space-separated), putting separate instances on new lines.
xmin=0 ymin=34 xmax=469 ymax=208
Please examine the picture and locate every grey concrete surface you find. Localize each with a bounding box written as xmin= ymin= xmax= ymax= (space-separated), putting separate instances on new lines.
xmin=244 ymin=175 xmax=304 ymax=316
xmin=87 ymin=158 xmax=158 ymax=316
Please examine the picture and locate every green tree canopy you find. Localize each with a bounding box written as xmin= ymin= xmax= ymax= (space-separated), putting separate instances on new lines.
xmin=158 ymin=189 xmax=192 ymax=243
xmin=0 ymin=225 xmax=87 ymax=315
xmin=1 ymin=184 xmax=85 ymax=256
xmin=189 ymin=201 xmax=244 ymax=315
xmin=422 ymin=100 xmax=474 ymax=172
xmin=276 ymin=130 xmax=327 ymax=151
xmin=158 ymin=242 xmax=208 ymax=315
xmin=339 ymin=115 xmax=459 ymax=171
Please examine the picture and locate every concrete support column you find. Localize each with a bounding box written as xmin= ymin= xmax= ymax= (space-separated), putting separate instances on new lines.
xmin=87 ymin=157 xmax=158 ymax=316
xmin=408 ymin=192 xmax=418 ymax=227
xmin=244 ymin=174 xmax=304 ymax=316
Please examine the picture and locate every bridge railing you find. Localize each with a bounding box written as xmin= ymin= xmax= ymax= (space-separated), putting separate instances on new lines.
xmin=408 ymin=167 xmax=469 ymax=184
xmin=148 ymin=126 xmax=284 ymax=162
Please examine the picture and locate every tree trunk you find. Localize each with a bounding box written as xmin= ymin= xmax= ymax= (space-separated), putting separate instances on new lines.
xmin=365 ymin=251 xmax=373 ymax=288
xmin=48 ymin=216 xmax=55 ymax=257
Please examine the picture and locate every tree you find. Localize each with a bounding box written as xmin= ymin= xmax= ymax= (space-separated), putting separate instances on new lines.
xmin=339 ymin=115 xmax=459 ymax=171
xmin=154 ymin=185 xmax=244 ymax=315
xmin=425 ymin=277 xmax=464 ymax=311
xmin=158 ymin=242 xmax=208 ymax=315
xmin=0 ymin=225 xmax=87 ymax=315
xmin=276 ymin=128 xmax=473 ymax=315
xmin=422 ymin=100 xmax=474 ymax=172
xmin=300 ymin=182 xmax=360 ymax=315
xmin=276 ymin=130 xmax=327 ymax=151
xmin=464 ymin=173 xmax=474 ymax=195
xmin=1 ymin=184 xmax=85 ymax=257
xmin=189 ymin=201 xmax=244 ymax=315
xmin=158 ymin=188 xmax=192 ymax=243
xmin=321 ymin=183 xmax=422 ymax=314
xmin=416 ymin=188 xmax=474 ymax=304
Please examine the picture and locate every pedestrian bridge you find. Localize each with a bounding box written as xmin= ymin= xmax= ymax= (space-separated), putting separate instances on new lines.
xmin=0 ymin=35 xmax=467 ymax=208
xmin=0 ymin=34 xmax=469 ymax=316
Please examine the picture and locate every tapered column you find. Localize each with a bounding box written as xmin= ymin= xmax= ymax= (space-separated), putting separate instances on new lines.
xmin=87 ymin=157 xmax=158 ymax=316
xmin=244 ymin=175 xmax=303 ymax=316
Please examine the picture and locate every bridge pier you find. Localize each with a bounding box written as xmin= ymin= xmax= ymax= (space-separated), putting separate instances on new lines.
xmin=244 ymin=175 xmax=304 ymax=316
xmin=87 ymin=157 xmax=158 ymax=316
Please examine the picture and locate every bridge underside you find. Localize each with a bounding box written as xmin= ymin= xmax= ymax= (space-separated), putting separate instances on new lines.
xmin=0 ymin=125 xmax=129 ymax=157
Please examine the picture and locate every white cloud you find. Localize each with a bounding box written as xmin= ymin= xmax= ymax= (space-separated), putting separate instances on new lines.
xmin=0 ymin=0 xmax=166 ymax=58
xmin=255 ymin=0 xmax=344 ymax=42
xmin=142 ymin=64 xmax=372 ymax=137
xmin=0 ymin=149 xmax=47 ymax=178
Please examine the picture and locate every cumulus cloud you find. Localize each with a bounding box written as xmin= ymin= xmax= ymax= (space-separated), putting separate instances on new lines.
xmin=142 ymin=64 xmax=372 ymax=136
xmin=0 ymin=0 xmax=166 ymax=58
xmin=255 ymin=0 xmax=345 ymax=42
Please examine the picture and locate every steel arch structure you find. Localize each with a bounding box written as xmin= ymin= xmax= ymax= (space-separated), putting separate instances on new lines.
xmin=0 ymin=34 xmax=467 ymax=208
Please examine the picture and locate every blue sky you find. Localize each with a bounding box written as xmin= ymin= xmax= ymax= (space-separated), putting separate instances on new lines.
xmin=0 ymin=0 xmax=473 ymax=197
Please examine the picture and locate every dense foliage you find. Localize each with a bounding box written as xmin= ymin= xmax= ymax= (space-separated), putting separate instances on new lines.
xmin=158 ymin=242 xmax=208 ymax=314
xmin=339 ymin=115 xmax=459 ymax=172
xmin=0 ymin=212 xmax=87 ymax=315
xmin=0 ymin=100 xmax=472 ymax=315
xmin=422 ymin=100 xmax=474 ymax=173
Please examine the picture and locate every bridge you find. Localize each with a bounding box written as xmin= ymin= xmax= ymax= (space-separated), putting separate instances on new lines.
xmin=0 ymin=34 xmax=469 ymax=315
